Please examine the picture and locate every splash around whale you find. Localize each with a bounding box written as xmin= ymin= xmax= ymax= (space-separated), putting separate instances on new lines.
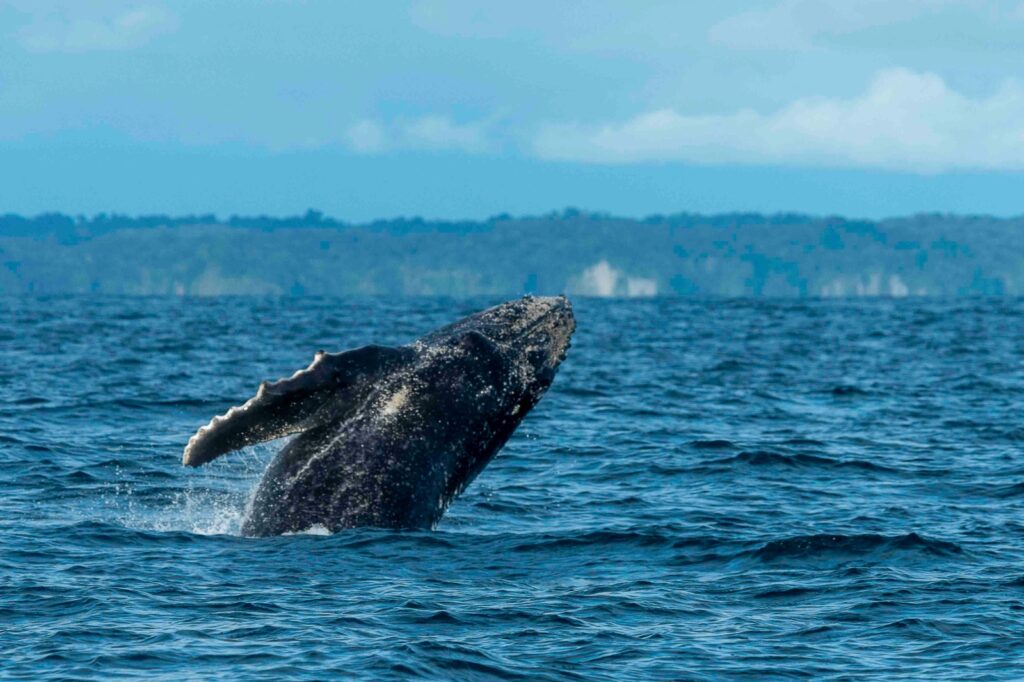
xmin=182 ymin=296 xmax=575 ymax=537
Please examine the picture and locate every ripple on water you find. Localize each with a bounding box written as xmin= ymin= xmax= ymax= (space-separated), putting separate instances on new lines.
xmin=1 ymin=296 xmax=1023 ymax=679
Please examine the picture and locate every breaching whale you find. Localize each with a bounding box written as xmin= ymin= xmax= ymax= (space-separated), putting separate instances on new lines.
xmin=182 ymin=296 xmax=575 ymax=537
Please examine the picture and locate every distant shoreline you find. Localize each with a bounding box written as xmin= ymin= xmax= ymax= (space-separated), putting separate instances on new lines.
xmin=2 ymin=209 xmax=1021 ymax=297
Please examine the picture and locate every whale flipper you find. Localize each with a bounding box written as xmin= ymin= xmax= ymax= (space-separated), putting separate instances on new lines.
xmin=182 ymin=344 xmax=413 ymax=466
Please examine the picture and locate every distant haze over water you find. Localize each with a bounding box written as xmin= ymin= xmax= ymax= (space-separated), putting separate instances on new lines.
xmin=1 ymin=209 xmax=1021 ymax=297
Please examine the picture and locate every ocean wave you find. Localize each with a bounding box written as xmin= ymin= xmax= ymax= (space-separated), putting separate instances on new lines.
xmin=690 ymin=439 xmax=735 ymax=449
xmin=829 ymin=385 xmax=870 ymax=397
xmin=986 ymin=481 xmax=1024 ymax=498
xmin=511 ymin=528 xmax=683 ymax=552
xmin=5 ymin=296 xmax=1024 ymax=680
xmin=750 ymin=532 xmax=963 ymax=562
xmin=708 ymin=450 xmax=897 ymax=473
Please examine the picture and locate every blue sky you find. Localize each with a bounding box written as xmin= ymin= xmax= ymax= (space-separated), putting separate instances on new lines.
xmin=2 ymin=0 xmax=1024 ymax=220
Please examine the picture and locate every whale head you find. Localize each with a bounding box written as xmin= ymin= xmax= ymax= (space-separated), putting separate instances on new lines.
xmin=423 ymin=295 xmax=575 ymax=397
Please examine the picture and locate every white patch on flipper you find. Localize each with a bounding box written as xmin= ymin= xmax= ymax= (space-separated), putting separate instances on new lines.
xmin=381 ymin=386 xmax=410 ymax=416
xmin=289 ymin=374 xmax=419 ymax=484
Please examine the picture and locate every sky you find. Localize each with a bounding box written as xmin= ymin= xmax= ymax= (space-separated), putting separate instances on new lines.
xmin=2 ymin=0 xmax=1024 ymax=221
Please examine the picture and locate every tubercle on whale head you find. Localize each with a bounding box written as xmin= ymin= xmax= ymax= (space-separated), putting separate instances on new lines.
xmin=471 ymin=294 xmax=575 ymax=390
xmin=520 ymin=295 xmax=574 ymax=375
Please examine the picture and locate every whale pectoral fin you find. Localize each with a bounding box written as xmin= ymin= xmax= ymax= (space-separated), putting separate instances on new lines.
xmin=182 ymin=344 xmax=413 ymax=466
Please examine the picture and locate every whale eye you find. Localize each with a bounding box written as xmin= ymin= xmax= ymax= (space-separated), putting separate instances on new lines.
xmin=526 ymin=345 xmax=548 ymax=366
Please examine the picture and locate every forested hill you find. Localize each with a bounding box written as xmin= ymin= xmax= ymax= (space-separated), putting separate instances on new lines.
xmin=1 ymin=209 xmax=1021 ymax=297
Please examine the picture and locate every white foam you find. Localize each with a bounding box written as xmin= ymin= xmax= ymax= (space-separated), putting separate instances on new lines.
xmin=282 ymin=524 xmax=333 ymax=536
xmin=107 ymin=443 xmax=279 ymax=536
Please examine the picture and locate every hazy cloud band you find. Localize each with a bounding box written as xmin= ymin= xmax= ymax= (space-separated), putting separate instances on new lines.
xmin=533 ymin=68 xmax=1024 ymax=173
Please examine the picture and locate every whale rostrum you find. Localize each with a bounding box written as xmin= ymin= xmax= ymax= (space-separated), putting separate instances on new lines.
xmin=182 ymin=296 xmax=575 ymax=536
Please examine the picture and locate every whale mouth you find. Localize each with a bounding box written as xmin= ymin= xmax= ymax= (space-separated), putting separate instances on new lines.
xmin=528 ymin=296 xmax=575 ymax=366
xmin=502 ymin=295 xmax=575 ymax=382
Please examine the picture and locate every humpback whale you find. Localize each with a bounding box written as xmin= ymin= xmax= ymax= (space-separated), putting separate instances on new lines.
xmin=182 ymin=296 xmax=575 ymax=537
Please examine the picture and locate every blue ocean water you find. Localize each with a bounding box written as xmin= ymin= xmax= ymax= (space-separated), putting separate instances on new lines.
xmin=2 ymin=296 xmax=1024 ymax=680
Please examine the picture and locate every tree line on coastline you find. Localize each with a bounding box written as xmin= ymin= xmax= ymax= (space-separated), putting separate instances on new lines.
xmin=1 ymin=209 xmax=1020 ymax=297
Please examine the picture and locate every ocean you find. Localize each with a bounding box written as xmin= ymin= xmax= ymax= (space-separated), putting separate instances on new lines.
xmin=2 ymin=295 xmax=1023 ymax=680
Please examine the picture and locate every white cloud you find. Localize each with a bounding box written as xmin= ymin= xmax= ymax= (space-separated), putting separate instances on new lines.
xmin=344 ymin=116 xmax=494 ymax=154
xmin=16 ymin=4 xmax=177 ymax=53
xmin=345 ymin=120 xmax=387 ymax=154
xmin=532 ymin=68 xmax=1024 ymax=172
xmin=408 ymin=0 xmax=540 ymax=39
xmin=402 ymin=116 xmax=491 ymax=153
xmin=709 ymin=0 xmax=968 ymax=51
xmin=407 ymin=0 xmax=714 ymax=53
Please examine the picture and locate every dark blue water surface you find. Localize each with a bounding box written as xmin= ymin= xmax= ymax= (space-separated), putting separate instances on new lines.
xmin=3 ymin=296 xmax=1024 ymax=680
